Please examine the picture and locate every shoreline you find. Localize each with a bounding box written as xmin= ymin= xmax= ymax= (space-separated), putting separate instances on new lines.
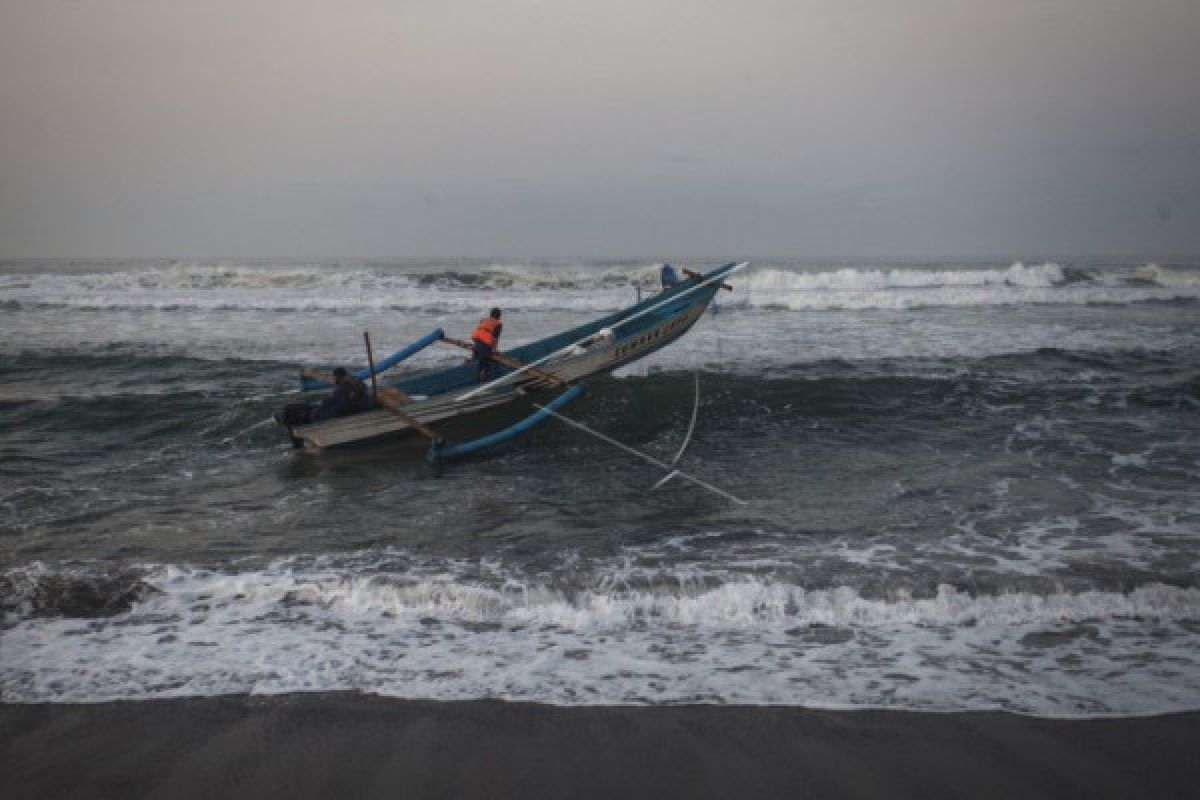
xmin=4 ymin=694 xmax=1200 ymax=799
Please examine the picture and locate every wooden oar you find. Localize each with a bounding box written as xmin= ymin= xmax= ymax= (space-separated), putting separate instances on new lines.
xmin=440 ymin=335 xmax=568 ymax=387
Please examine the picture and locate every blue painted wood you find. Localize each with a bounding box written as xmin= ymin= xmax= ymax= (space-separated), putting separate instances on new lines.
xmin=301 ymin=328 xmax=445 ymax=391
xmin=426 ymin=383 xmax=588 ymax=463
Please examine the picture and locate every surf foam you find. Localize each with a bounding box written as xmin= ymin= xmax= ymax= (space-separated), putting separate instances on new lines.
xmin=5 ymin=557 xmax=1200 ymax=715
xmin=2 ymin=262 xmax=1198 ymax=314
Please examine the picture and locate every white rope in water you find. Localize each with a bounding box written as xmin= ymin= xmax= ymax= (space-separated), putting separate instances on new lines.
xmin=651 ymin=370 xmax=702 ymax=492
xmin=456 ymin=262 xmax=749 ymax=403
xmin=531 ymin=401 xmax=747 ymax=505
xmin=651 ymin=469 xmax=681 ymax=491
xmin=672 ymin=371 xmax=701 ymax=469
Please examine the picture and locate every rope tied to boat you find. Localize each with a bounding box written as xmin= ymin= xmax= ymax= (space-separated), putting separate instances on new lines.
xmin=528 ymin=397 xmax=746 ymax=506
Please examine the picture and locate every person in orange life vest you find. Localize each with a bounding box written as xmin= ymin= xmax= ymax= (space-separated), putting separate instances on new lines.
xmin=470 ymin=307 xmax=503 ymax=382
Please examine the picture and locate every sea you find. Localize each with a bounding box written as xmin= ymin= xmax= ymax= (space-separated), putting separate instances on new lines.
xmin=1 ymin=258 xmax=1198 ymax=717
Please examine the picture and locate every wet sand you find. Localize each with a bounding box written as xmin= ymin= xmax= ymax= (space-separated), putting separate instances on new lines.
xmin=3 ymin=695 xmax=1198 ymax=799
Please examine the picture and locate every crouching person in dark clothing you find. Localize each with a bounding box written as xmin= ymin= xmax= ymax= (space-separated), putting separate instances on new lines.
xmin=301 ymin=366 xmax=374 ymax=421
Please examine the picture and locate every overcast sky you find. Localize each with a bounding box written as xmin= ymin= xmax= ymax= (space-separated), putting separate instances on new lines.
xmin=1 ymin=0 xmax=1198 ymax=259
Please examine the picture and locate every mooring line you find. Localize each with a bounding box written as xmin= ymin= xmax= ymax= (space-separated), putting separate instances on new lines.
xmin=671 ymin=371 xmax=702 ymax=466
xmin=530 ymin=401 xmax=747 ymax=505
xmin=651 ymin=370 xmax=702 ymax=492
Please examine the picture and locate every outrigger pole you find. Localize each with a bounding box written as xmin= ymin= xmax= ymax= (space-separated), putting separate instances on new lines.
xmin=301 ymin=328 xmax=445 ymax=391
xmin=426 ymin=339 xmax=582 ymax=462
xmin=427 ymin=383 xmax=588 ymax=464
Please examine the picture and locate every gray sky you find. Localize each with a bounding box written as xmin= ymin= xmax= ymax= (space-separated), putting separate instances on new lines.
xmin=2 ymin=0 xmax=1198 ymax=259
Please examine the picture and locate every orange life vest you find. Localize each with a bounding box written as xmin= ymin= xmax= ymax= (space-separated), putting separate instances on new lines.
xmin=472 ymin=316 xmax=501 ymax=348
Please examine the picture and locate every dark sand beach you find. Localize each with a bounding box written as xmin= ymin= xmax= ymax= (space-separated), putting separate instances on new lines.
xmin=3 ymin=695 xmax=1199 ymax=799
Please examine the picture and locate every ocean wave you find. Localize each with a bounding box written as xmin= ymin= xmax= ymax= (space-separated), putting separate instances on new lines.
xmin=3 ymin=262 xmax=1197 ymax=313
xmin=19 ymin=562 xmax=1200 ymax=627
xmin=725 ymin=262 xmax=1199 ymax=310
xmin=3 ymin=348 xmax=1196 ymax=428
xmin=4 ymin=286 xmax=1198 ymax=314
xmin=6 ymin=558 xmax=1200 ymax=712
xmin=162 ymin=568 xmax=1200 ymax=630
xmin=0 ymin=293 xmax=632 ymax=314
xmin=734 ymin=286 xmax=1197 ymax=311
xmin=0 ymin=563 xmax=153 ymax=620
xmin=739 ymin=262 xmax=1068 ymax=291
xmin=0 ymin=263 xmax=664 ymax=293
xmin=1140 ymin=263 xmax=1200 ymax=287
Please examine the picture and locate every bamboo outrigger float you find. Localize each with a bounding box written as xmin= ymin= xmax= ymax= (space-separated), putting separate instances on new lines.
xmin=275 ymin=261 xmax=745 ymax=464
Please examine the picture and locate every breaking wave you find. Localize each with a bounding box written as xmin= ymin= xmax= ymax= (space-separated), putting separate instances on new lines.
xmin=5 ymin=557 xmax=1200 ymax=714
xmin=1140 ymin=263 xmax=1200 ymax=287
xmin=739 ymin=262 xmax=1069 ymax=291
xmin=1 ymin=261 xmax=1197 ymax=313
xmin=6 ymin=559 xmax=1198 ymax=628
xmin=729 ymin=263 xmax=1197 ymax=310
xmin=0 ymin=263 xmax=662 ymax=293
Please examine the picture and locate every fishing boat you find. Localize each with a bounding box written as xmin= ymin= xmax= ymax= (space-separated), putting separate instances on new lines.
xmin=275 ymin=261 xmax=744 ymax=463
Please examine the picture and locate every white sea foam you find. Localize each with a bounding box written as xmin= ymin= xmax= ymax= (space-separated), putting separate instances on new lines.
xmin=3 ymin=294 xmax=1196 ymax=377
xmin=1140 ymin=263 xmax=1200 ymax=287
xmin=728 ymin=262 xmax=1200 ymax=310
xmin=2 ymin=262 xmax=1197 ymax=315
xmin=5 ymin=557 xmax=1200 ymax=714
xmin=738 ymin=262 xmax=1066 ymax=291
xmin=0 ymin=263 xmax=660 ymax=292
